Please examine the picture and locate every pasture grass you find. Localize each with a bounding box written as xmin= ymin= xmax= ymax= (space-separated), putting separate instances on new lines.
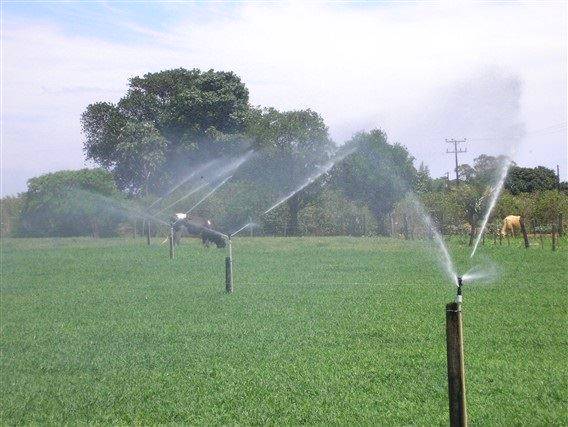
xmin=1 ymin=235 xmax=567 ymax=424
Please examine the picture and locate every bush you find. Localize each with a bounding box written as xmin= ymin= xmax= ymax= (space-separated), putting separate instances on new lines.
xmin=19 ymin=169 xmax=125 ymax=237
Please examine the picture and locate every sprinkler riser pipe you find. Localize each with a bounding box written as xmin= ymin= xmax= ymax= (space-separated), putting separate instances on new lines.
xmin=225 ymin=235 xmax=233 ymax=293
xmin=169 ymin=225 xmax=174 ymax=259
xmin=456 ymin=276 xmax=463 ymax=305
xmin=446 ymin=301 xmax=468 ymax=427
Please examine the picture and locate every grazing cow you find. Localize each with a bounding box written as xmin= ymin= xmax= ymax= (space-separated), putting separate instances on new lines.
xmin=501 ymin=215 xmax=521 ymax=237
xmin=171 ymin=213 xmax=226 ymax=248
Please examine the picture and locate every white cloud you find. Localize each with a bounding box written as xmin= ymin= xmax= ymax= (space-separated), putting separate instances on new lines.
xmin=2 ymin=2 xmax=566 ymax=195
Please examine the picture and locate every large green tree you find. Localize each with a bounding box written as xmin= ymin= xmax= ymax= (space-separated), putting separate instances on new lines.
xmin=331 ymin=129 xmax=417 ymax=234
xmin=82 ymin=68 xmax=250 ymax=195
xmin=19 ymin=169 xmax=123 ymax=237
xmin=457 ymin=154 xmax=510 ymax=187
xmin=505 ymin=165 xmax=558 ymax=194
xmin=243 ymin=107 xmax=335 ymax=235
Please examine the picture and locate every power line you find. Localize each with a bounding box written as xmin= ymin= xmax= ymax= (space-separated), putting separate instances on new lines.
xmin=467 ymin=122 xmax=567 ymax=142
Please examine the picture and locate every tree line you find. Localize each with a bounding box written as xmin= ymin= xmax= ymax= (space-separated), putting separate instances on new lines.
xmin=2 ymin=68 xmax=566 ymax=238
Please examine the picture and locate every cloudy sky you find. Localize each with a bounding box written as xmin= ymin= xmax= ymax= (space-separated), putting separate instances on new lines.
xmin=2 ymin=1 xmax=567 ymax=196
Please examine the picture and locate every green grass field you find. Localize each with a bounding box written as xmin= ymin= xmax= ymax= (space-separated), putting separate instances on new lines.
xmin=1 ymin=235 xmax=567 ymax=424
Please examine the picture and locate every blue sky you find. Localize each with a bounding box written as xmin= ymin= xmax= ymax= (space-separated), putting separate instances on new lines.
xmin=2 ymin=1 xmax=567 ymax=195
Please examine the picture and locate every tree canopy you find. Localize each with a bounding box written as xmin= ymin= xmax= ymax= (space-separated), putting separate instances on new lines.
xmin=82 ymin=68 xmax=250 ymax=195
xmin=242 ymin=107 xmax=335 ymax=235
xmin=19 ymin=169 xmax=123 ymax=237
xmin=505 ymin=165 xmax=558 ymax=194
xmin=332 ymin=129 xmax=417 ymax=233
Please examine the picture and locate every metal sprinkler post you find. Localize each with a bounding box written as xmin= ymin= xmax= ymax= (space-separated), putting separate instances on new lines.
xmin=169 ymin=223 xmax=175 ymax=259
xmin=446 ymin=276 xmax=467 ymax=427
xmin=225 ymin=234 xmax=233 ymax=293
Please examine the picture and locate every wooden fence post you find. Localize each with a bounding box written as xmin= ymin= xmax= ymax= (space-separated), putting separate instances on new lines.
xmin=552 ymin=223 xmax=557 ymax=252
xmin=520 ymin=217 xmax=529 ymax=249
xmin=446 ymin=301 xmax=467 ymax=427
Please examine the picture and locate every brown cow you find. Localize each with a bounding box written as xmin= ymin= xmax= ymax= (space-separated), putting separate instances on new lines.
xmin=501 ymin=215 xmax=521 ymax=237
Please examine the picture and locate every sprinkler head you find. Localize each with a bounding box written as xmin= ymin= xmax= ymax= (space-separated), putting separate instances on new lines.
xmin=456 ymin=276 xmax=463 ymax=304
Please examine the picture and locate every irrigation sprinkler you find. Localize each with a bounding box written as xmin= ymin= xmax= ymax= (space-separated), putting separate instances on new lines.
xmin=169 ymin=223 xmax=175 ymax=259
xmin=146 ymin=221 xmax=151 ymax=245
xmin=446 ymin=276 xmax=467 ymax=427
xmin=225 ymin=234 xmax=233 ymax=293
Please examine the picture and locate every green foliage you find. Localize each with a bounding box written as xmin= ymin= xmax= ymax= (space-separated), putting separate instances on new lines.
xmin=2 ymin=237 xmax=566 ymax=424
xmin=419 ymin=191 xmax=464 ymax=234
xmin=298 ymin=189 xmax=377 ymax=236
xmin=113 ymin=122 xmax=167 ymax=195
xmin=532 ymin=190 xmax=568 ymax=225
xmin=82 ymin=68 xmax=250 ymax=194
xmin=0 ymin=195 xmax=24 ymax=237
xmin=242 ymin=107 xmax=335 ymax=235
xmin=457 ymin=155 xmax=509 ymax=187
xmin=19 ymin=169 xmax=124 ymax=237
xmin=332 ymin=130 xmax=417 ymax=234
xmin=450 ymin=184 xmax=487 ymax=226
xmin=415 ymin=162 xmax=432 ymax=193
xmin=506 ymin=165 xmax=559 ymax=195
xmin=495 ymin=190 xmax=523 ymax=219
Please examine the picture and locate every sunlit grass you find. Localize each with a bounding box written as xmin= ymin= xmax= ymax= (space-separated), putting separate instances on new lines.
xmin=1 ymin=236 xmax=566 ymax=424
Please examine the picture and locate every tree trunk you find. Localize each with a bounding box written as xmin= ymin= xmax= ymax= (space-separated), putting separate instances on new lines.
xmin=468 ymin=222 xmax=475 ymax=247
xmin=91 ymin=220 xmax=99 ymax=239
xmin=403 ymin=215 xmax=410 ymax=240
xmin=286 ymin=195 xmax=300 ymax=236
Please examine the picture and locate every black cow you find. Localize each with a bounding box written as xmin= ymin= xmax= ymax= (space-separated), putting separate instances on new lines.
xmin=171 ymin=213 xmax=226 ymax=248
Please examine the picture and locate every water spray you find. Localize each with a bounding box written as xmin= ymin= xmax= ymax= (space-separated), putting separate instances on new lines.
xmin=232 ymin=221 xmax=252 ymax=237
xmin=471 ymin=157 xmax=513 ymax=258
xmin=154 ymin=150 xmax=253 ymax=217
xmin=262 ymin=153 xmax=349 ymax=216
xmin=232 ymin=147 xmax=358 ymax=238
xmin=406 ymin=192 xmax=467 ymax=425
xmin=155 ymin=180 xmax=209 ymax=216
xmin=148 ymin=159 xmax=218 ymax=211
xmin=185 ymin=175 xmax=233 ymax=216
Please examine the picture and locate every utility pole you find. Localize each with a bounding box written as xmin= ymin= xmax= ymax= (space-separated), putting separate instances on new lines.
xmin=446 ymin=139 xmax=467 ymax=185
